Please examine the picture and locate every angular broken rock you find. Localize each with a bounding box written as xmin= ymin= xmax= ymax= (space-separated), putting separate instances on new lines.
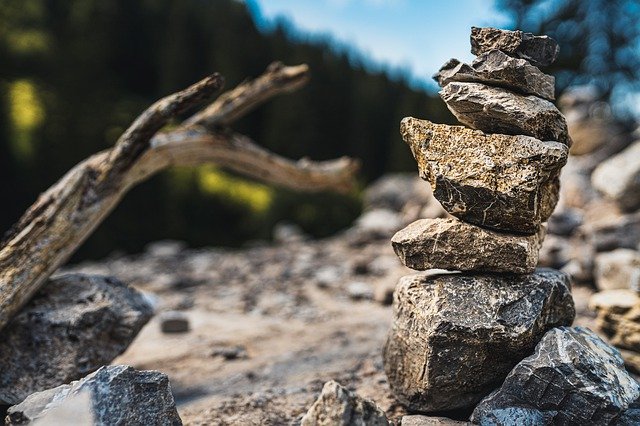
xmin=0 ymin=274 xmax=153 ymax=405
xmin=471 ymin=327 xmax=640 ymax=425
xmin=592 ymin=140 xmax=640 ymax=212
xmin=440 ymin=82 xmax=571 ymax=146
xmin=434 ymin=50 xmax=555 ymax=100
xmin=391 ymin=218 xmax=543 ymax=273
xmin=6 ymin=365 xmax=182 ymax=425
xmin=470 ymin=26 xmax=559 ymax=67
xmin=400 ymin=117 xmax=568 ymax=233
xmin=383 ymin=269 xmax=575 ymax=412
xmin=300 ymin=380 xmax=389 ymax=426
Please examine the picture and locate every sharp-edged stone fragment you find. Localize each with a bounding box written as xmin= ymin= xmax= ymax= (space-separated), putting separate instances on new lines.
xmin=391 ymin=218 xmax=543 ymax=273
xmin=0 ymin=274 xmax=153 ymax=405
xmin=471 ymin=327 xmax=640 ymax=425
xmin=440 ymin=82 xmax=571 ymax=146
xmin=470 ymin=27 xmax=559 ymax=67
xmin=383 ymin=269 xmax=575 ymax=412
xmin=300 ymin=380 xmax=389 ymax=426
xmin=400 ymin=117 xmax=568 ymax=234
xmin=434 ymin=50 xmax=555 ymax=100
xmin=592 ymin=140 xmax=640 ymax=212
xmin=6 ymin=365 xmax=182 ymax=425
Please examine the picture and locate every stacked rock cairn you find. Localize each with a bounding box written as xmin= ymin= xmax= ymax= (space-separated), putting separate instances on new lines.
xmin=383 ymin=27 xmax=640 ymax=424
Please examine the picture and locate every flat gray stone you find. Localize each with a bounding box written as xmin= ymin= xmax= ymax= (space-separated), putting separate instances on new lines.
xmin=440 ymin=82 xmax=571 ymax=146
xmin=592 ymin=140 xmax=640 ymax=211
xmin=434 ymin=50 xmax=555 ymax=100
xmin=391 ymin=218 xmax=543 ymax=273
xmin=470 ymin=27 xmax=559 ymax=67
xmin=0 ymin=274 xmax=153 ymax=405
xmin=300 ymin=380 xmax=389 ymax=426
xmin=383 ymin=269 xmax=575 ymax=412
xmin=6 ymin=365 xmax=182 ymax=425
xmin=471 ymin=327 xmax=640 ymax=425
xmin=400 ymin=117 xmax=568 ymax=234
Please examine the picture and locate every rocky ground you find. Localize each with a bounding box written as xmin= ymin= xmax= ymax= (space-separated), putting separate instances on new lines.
xmin=57 ymin=173 xmax=605 ymax=425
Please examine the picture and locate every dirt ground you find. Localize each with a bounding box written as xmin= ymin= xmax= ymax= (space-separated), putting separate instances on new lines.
xmin=67 ymin=222 xmax=599 ymax=425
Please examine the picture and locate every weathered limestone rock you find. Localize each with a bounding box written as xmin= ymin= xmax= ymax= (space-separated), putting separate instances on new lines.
xmin=383 ymin=269 xmax=575 ymax=412
xmin=300 ymin=380 xmax=389 ymax=426
xmin=434 ymin=50 xmax=555 ymax=100
xmin=440 ymin=82 xmax=571 ymax=146
xmin=594 ymin=249 xmax=640 ymax=291
xmin=471 ymin=327 xmax=640 ymax=425
xmin=592 ymin=140 xmax=640 ymax=211
xmin=400 ymin=117 xmax=568 ymax=233
xmin=590 ymin=290 xmax=640 ymax=354
xmin=6 ymin=365 xmax=182 ymax=425
xmin=470 ymin=27 xmax=559 ymax=67
xmin=391 ymin=218 xmax=543 ymax=273
xmin=0 ymin=274 xmax=153 ymax=405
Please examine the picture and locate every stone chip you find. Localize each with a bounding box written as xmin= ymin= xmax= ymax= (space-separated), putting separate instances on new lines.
xmin=470 ymin=26 xmax=559 ymax=67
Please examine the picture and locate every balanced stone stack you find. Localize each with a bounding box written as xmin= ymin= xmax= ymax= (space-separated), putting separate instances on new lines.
xmin=383 ymin=27 xmax=577 ymax=413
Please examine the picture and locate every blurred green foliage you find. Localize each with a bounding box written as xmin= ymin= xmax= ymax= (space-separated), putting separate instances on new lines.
xmin=0 ymin=0 xmax=451 ymax=260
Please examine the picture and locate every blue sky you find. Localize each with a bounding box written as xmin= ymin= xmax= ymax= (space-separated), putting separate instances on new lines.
xmin=249 ymin=0 xmax=511 ymax=90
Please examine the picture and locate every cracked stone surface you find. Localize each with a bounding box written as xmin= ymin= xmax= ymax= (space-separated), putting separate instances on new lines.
xmin=470 ymin=27 xmax=559 ymax=67
xmin=400 ymin=117 xmax=568 ymax=234
xmin=440 ymin=82 xmax=571 ymax=146
xmin=0 ymin=274 xmax=153 ymax=405
xmin=6 ymin=365 xmax=182 ymax=425
xmin=434 ymin=50 xmax=555 ymax=100
xmin=300 ymin=380 xmax=389 ymax=426
xmin=391 ymin=218 xmax=543 ymax=274
xmin=471 ymin=327 xmax=640 ymax=425
xmin=382 ymin=269 xmax=575 ymax=412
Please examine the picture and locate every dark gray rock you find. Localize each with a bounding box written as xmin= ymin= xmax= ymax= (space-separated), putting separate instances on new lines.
xmin=0 ymin=274 xmax=153 ymax=405
xmin=391 ymin=218 xmax=543 ymax=273
xmin=587 ymin=213 xmax=640 ymax=252
xmin=440 ymin=82 xmax=571 ymax=146
xmin=434 ymin=50 xmax=555 ymax=100
xmin=6 ymin=365 xmax=181 ymax=425
xmin=300 ymin=380 xmax=389 ymax=426
xmin=471 ymin=327 xmax=640 ymax=425
xmin=159 ymin=310 xmax=190 ymax=333
xmin=470 ymin=27 xmax=559 ymax=67
xmin=383 ymin=269 xmax=575 ymax=412
xmin=400 ymin=117 xmax=567 ymax=234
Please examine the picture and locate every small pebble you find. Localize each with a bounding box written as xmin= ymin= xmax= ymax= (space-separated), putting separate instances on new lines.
xmin=159 ymin=311 xmax=190 ymax=333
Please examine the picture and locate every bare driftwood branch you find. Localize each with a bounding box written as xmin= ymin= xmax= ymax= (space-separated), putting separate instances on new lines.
xmin=0 ymin=62 xmax=359 ymax=331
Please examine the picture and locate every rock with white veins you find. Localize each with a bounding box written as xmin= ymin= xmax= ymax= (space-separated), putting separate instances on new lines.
xmin=470 ymin=27 xmax=559 ymax=67
xmin=471 ymin=327 xmax=640 ymax=425
xmin=440 ymin=82 xmax=571 ymax=146
xmin=383 ymin=269 xmax=575 ymax=412
xmin=400 ymin=117 xmax=568 ymax=234
xmin=391 ymin=218 xmax=544 ymax=273
xmin=434 ymin=50 xmax=555 ymax=100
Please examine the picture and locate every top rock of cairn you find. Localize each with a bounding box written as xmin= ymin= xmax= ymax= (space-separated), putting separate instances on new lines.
xmin=470 ymin=26 xmax=559 ymax=67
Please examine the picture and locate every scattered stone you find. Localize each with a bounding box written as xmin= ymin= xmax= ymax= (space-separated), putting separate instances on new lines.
xmin=383 ymin=269 xmax=575 ymax=412
xmin=587 ymin=213 xmax=640 ymax=252
xmin=471 ymin=327 xmax=640 ymax=425
xmin=592 ymin=140 xmax=640 ymax=211
xmin=0 ymin=274 xmax=153 ymax=405
xmin=470 ymin=26 xmax=559 ymax=67
xmin=347 ymin=282 xmax=374 ymax=301
xmin=6 ymin=365 xmax=182 ymax=425
xmin=391 ymin=218 xmax=543 ymax=273
xmin=354 ymin=208 xmax=404 ymax=238
xmin=300 ymin=380 xmax=389 ymax=426
xmin=273 ymin=222 xmax=308 ymax=244
xmin=373 ymin=282 xmax=395 ymax=306
xmin=211 ymin=345 xmax=249 ymax=361
xmin=546 ymin=208 xmax=582 ymax=236
xmin=363 ymin=173 xmax=434 ymax=213
xmin=590 ymin=290 xmax=640 ymax=354
xmin=440 ymin=82 xmax=571 ymax=146
xmin=538 ymin=234 xmax=573 ymax=270
xmin=400 ymin=117 xmax=568 ymax=234
xmin=145 ymin=240 xmax=187 ymax=258
xmin=159 ymin=311 xmax=190 ymax=334
xmin=594 ymin=249 xmax=640 ymax=291
xmin=401 ymin=415 xmax=470 ymax=425
xmin=434 ymin=50 xmax=555 ymax=100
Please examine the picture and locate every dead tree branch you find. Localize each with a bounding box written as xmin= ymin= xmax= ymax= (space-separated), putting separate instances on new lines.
xmin=0 ymin=62 xmax=359 ymax=331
